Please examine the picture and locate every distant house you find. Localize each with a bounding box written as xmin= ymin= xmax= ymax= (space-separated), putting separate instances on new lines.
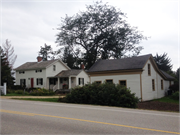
xmin=14 ymin=56 xmax=89 ymax=91
xmin=87 ymin=54 xmax=174 ymax=101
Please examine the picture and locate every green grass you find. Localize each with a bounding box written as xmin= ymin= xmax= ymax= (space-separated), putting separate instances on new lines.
xmin=154 ymin=96 xmax=179 ymax=104
xmin=2 ymin=93 xmax=30 ymax=96
xmin=13 ymin=98 xmax=59 ymax=102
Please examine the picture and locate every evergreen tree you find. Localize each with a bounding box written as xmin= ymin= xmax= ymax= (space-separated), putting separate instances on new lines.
xmin=39 ymin=43 xmax=55 ymax=61
xmin=153 ymin=53 xmax=172 ymax=72
xmin=0 ymin=46 xmax=15 ymax=87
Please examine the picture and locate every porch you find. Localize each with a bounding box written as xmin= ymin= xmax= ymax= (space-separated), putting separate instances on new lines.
xmin=48 ymin=77 xmax=76 ymax=92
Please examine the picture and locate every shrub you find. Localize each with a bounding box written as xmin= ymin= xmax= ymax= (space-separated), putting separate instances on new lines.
xmin=169 ymin=84 xmax=179 ymax=92
xmin=170 ymin=91 xmax=179 ymax=100
xmin=29 ymin=88 xmax=55 ymax=96
xmin=63 ymin=82 xmax=139 ymax=108
xmin=11 ymin=85 xmax=24 ymax=90
xmin=15 ymin=90 xmax=24 ymax=94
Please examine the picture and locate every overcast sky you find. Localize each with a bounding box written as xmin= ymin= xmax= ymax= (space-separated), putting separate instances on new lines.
xmin=0 ymin=0 xmax=179 ymax=71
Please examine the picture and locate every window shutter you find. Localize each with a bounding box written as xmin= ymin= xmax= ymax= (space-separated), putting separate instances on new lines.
xmin=37 ymin=79 xmax=38 ymax=85
xmin=79 ymin=78 xmax=81 ymax=85
xmin=41 ymin=78 xmax=43 ymax=85
xmin=82 ymin=78 xmax=84 ymax=85
xmin=24 ymin=79 xmax=26 ymax=86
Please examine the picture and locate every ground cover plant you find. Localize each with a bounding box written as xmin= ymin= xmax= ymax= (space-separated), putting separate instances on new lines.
xmin=59 ymin=82 xmax=139 ymax=108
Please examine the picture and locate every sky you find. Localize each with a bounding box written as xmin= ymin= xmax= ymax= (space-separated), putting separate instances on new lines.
xmin=0 ymin=0 xmax=179 ymax=71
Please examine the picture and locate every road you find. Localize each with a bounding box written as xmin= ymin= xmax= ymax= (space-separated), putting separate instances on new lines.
xmin=0 ymin=98 xmax=180 ymax=134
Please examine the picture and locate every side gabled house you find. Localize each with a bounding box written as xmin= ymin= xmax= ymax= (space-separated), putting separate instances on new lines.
xmin=14 ymin=57 xmax=89 ymax=91
xmin=87 ymin=54 xmax=174 ymax=101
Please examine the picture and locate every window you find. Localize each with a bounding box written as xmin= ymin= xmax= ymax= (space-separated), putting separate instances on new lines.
xmin=148 ymin=64 xmax=151 ymax=76
xmin=79 ymin=78 xmax=84 ymax=85
xmin=37 ymin=78 xmax=43 ymax=85
xmin=152 ymin=79 xmax=155 ymax=91
xmin=161 ymin=80 xmax=163 ymax=90
xmin=119 ymin=80 xmax=127 ymax=87
xmin=169 ymin=81 xmax=171 ymax=86
xmin=95 ymin=81 xmax=102 ymax=84
xmin=106 ymin=79 xmax=113 ymax=83
xmin=20 ymin=79 xmax=26 ymax=87
xmin=19 ymin=71 xmax=25 ymax=74
xmin=35 ymin=69 xmax=42 ymax=73
xmin=53 ymin=65 xmax=56 ymax=71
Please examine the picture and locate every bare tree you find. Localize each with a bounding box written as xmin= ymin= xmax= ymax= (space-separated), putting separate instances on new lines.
xmin=2 ymin=39 xmax=17 ymax=69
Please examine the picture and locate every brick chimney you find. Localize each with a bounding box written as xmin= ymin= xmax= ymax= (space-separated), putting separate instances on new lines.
xmin=81 ymin=62 xmax=84 ymax=69
xmin=37 ymin=56 xmax=42 ymax=62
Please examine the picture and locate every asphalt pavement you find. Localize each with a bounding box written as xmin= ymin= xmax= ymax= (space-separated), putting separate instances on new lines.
xmin=1 ymin=98 xmax=180 ymax=134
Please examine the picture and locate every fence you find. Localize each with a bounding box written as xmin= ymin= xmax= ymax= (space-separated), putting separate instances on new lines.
xmin=0 ymin=83 xmax=7 ymax=95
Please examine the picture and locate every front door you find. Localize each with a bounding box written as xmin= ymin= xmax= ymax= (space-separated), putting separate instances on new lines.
xmin=31 ymin=78 xmax=34 ymax=88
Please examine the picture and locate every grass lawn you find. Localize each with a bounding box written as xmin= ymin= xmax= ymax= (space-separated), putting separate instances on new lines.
xmin=154 ymin=96 xmax=179 ymax=104
xmin=2 ymin=93 xmax=30 ymax=96
xmin=13 ymin=98 xmax=59 ymax=102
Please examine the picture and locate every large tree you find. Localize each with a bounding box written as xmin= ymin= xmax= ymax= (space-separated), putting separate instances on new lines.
xmin=2 ymin=39 xmax=17 ymax=69
xmin=153 ymin=53 xmax=172 ymax=72
xmin=0 ymin=46 xmax=15 ymax=87
xmin=38 ymin=43 xmax=55 ymax=61
xmin=56 ymin=1 xmax=147 ymax=69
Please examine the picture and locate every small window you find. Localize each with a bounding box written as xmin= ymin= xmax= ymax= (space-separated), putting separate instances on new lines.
xmin=106 ymin=79 xmax=113 ymax=83
xmin=152 ymin=79 xmax=155 ymax=91
xmin=20 ymin=79 xmax=26 ymax=87
xmin=95 ymin=81 xmax=102 ymax=84
xmin=79 ymin=78 xmax=84 ymax=85
xmin=161 ymin=80 xmax=163 ymax=90
xmin=19 ymin=71 xmax=25 ymax=74
xmin=35 ymin=69 xmax=42 ymax=73
xmin=169 ymin=81 xmax=171 ymax=86
xmin=37 ymin=78 xmax=43 ymax=85
xmin=148 ymin=64 xmax=151 ymax=76
xmin=53 ymin=65 xmax=56 ymax=71
xmin=119 ymin=80 xmax=127 ymax=87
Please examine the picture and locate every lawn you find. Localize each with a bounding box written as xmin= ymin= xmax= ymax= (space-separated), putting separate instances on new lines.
xmin=154 ymin=96 xmax=179 ymax=104
xmin=13 ymin=98 xmax=59 ymax=102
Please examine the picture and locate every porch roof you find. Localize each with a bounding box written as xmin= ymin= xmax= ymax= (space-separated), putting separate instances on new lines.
xmin=55 ymin=69 xmax=82 ymax=77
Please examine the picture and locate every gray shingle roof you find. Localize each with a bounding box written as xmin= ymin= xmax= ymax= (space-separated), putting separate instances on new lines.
xmin=14 ymin=59 xmax=58 ymax=71
xmin=160 ymin=70 xmax=175 ymax=80
xmin=55 ymin=69 xmax=82 ymax=77
xmin=88 ymin=54 xmax=152 ymax=72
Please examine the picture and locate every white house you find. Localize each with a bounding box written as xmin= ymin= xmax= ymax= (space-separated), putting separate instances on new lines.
xmin=14 ymin=54 xmax=174 ymax=101
xmin=87 ymin=54 xmax=174 ymax=101
xmin=14 ymin=57 xmax=90 ymax=91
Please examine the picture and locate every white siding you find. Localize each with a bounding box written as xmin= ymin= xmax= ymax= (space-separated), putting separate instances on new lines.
xmin=90 ymin=74 xmax=141 ymax=98
xmin=76 ymin=70 xmax=90 ymax=86
xmin=141 ymin=60 xmax=158 ymax=101
xmin=16 ymin=69 xmax=46 ymax=88
xmin=46 ymin=61 xmax=69 ymax=77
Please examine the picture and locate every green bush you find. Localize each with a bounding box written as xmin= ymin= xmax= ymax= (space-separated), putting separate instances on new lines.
xmin=63 ymin=82 xmax=139 ymax=108
xmin=15 ymin=90 xmax=24 ymax=94
xmin=29 ymin=88 xmax=55 ymax=96
xmin=170 ymin=91 xmax=179 ymax=100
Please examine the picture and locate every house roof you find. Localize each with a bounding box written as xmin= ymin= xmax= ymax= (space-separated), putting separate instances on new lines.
xmin=14 ymin=59 xmax=64 ymax=71
xmin=160 ymin=70 xmax=175 ymax=80
xmin=55 ymin=69 xmax=83 ymax=77
xmin=88 ymin=54 xmax=152 ymax=72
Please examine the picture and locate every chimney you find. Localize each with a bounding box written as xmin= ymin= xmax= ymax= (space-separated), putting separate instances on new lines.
xmin=81 ymin=62 xmax=84 ymax=69
xmin=37 ymin=56 xmax=42 ymax=62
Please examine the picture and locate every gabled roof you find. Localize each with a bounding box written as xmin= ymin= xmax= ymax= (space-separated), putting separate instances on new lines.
xmin=55 ymin=69 xmax=83 ymax=77
xmin=88 ymin=54 xmax=152 ymax=72
xmin=14 ymin=59 xmax=70 ymax=71
xmin=160 ymin=70 xmax=175 ymax=80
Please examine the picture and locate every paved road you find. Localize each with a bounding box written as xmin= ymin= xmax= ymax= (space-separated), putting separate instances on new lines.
xmin=1 ymin=98 xmax=180 ymax=134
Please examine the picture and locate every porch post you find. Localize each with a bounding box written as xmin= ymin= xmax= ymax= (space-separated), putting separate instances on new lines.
xmin=58 ymin=78 xmax=60 ymax=89
xmin=69 ymin=77 xmax=71 ymax=89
